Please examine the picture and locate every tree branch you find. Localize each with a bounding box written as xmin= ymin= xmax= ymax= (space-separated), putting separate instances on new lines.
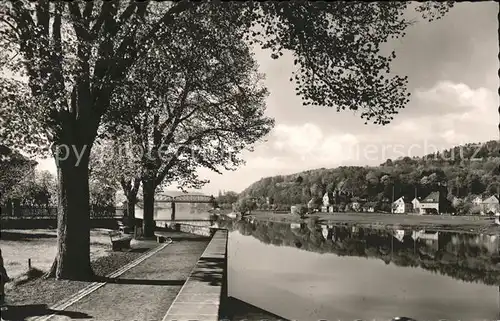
xmin=82 ymin=1 xmax=94 ymax=26
xmin=35 ymin=0 xmax=50 ymax=40
xmin=139 ymin=1 xmax=197 ymax=47
xmin=68 ymin=1 xmax=91 ymax=41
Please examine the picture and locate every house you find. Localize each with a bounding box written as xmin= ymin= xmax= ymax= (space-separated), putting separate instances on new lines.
xmin=349 ymin=198 xmax=366 ymax=212
xmin=480 ymin=195 xmax=500 ymax=215
xmin=361 ymin=205 xmax=371 ymax=212
xmin=323 ymin=192 xmax=345 ymax=213
xmin=392 ymin=196 xmax=413 ymax=214
xmin=411 ymin=197 xmax=421 ymax=213
xmin=351 ymin=201 xmax=361 ymax=212
xmin=307 ymin=198 xmax=316 ymax=210
xmin=322 ymin=192 xmax=334 ymax=208
xmin=415 ymin=191 xmax=442 ymax=215
xmin=472 ymin=195 xmax=483 ymax=206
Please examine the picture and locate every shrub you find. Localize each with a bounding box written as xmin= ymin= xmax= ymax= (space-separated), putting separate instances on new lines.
xmin=469 ymin=205 xmax=481 ymax=215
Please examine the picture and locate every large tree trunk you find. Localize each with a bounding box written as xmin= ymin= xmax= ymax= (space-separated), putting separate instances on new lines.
xmin=126 ymin=195 xmax=136 ymax=228
xmin=142 ymin=178 xmax=155 ymax=238
xmin=47 ymin=147 xmax=93 ymax=280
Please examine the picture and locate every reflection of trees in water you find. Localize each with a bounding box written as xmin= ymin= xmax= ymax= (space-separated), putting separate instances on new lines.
xmin=218 ymin=217 xmax=500 ymax=286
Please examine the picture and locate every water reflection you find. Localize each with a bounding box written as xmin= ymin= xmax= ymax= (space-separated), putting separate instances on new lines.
xmin=219 ymin=217 xmax=500 ymax=320
xmin=220 ymin=217 xmax=500 ymax=286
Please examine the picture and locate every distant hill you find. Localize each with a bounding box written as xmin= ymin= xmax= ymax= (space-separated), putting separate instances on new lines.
xmin=238 ymin=140 xmax=500 ymax=213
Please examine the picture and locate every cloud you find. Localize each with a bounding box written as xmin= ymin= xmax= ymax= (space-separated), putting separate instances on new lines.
xmin=391 ymin=120 xmax=420 ymax=134
xmin=414 ymin=81 xmax=495 ymax=120
xmin=273 ymin=123 xmax=323 ymax=154
xmin=34 ymin=79 xmax=498 ymax=196
xmin=439 ymin=129 xmax=469 ymax=145
xmin=243 ymin=156 xmax=291 ymax=170
xmin=269 ymin=123 xmax=360 ymax=165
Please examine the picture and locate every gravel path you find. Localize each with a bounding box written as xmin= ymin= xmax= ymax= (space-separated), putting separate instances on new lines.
xmin=45 ymin=235 xmax=209 ymax=321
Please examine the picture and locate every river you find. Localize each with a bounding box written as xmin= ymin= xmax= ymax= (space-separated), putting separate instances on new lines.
xmin=218 ymin=218 xmax=500 ymax=320
xmin=134 ymin=202 xmax=213 ymax=220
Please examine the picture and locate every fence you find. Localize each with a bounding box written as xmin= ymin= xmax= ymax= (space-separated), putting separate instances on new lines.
xmin=0 ymin=205 xmax=124 ymax=219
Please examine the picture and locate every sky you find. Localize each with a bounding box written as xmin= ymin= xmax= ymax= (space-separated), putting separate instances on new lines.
xmin=36 ymin=2 xmax=499 ymax=196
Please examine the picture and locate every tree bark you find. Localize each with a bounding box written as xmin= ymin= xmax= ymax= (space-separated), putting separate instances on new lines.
xmin=171 ymin=201 xmax=176 ymax=221
xmin=142 ymin=178 xmax=155 ymax=238
xmin=47 ymin=149 xmax=93 ymax=280
xmin=126 ymin=194 xmax=137 ymax=229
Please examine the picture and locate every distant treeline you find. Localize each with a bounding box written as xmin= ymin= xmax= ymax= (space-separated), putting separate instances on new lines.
xmin=235 ymin=140 xmax=500 ymax=213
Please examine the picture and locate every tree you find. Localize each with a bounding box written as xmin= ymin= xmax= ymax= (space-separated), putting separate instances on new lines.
xmin=0 ymin=145 xmax=38 ymax=204
xmin=103 ymin=9 xmax=273 ymax=237
xmin=1 ymin=1 xmax=206 ymax=280
xmin=89 ymin=136 xmax=142 ymax=227
xmin=216 ymin=191 xmax=239 ymax=209
xmin=0 ymin=1 xmax=453 ymax=279
xmin=326 ymin=182 xmax=336 ymax=193
xmin=234 ymin=197 xmax=257 ymax=215
xmin=291 ymin=204 xmax=308 ymax=218
xmin=35 ymin=170 xmax=58 ymax=206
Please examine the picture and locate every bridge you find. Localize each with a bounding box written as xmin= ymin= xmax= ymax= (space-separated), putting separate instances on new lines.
xmin=155 ymin=194 xmax=215 ymax=204
xmin=154 ymin=194 xmax=216 ymax=220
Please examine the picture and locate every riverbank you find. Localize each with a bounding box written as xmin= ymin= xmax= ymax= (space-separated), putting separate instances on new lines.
xmin=246 ymin=211 xmax=500 ymax=234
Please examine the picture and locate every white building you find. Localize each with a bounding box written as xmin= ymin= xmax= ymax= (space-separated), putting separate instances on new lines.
xmin=481 ymin=195 xmax=500 ymax=215
xmin=411 ymin=198 xmax=421 ymax=213
xmin=415 ymin=192 xmax=441 ymax=215
xmin=472 ymin=196 xmax=483 ymax=206
xmin=392 ymin=196 xmax=413 ymax=214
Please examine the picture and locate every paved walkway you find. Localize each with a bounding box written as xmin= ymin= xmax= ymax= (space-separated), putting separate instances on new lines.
xmin=162 ymin=230 xmax=227 ymax=321
xmin=30 ymin=232 xmax=211 ymax=321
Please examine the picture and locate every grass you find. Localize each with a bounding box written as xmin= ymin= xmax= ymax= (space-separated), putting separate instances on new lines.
xmin=1 ymin=231 xmax=210 ymax=321
xmin=11 ymin=268 xmax=45 ymax=286
xmin=1 ymin=228 xmax=160 ymax=307
xmin=1 ymin=229 xmax=114 ymax=280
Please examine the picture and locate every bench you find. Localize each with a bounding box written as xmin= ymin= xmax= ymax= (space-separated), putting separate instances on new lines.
xmin=109 ymin=231 xmax=133 ymax=251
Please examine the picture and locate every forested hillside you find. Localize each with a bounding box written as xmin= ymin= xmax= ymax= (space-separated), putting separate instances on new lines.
xmin=239 ymin=140 xmax=500 ymax=212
